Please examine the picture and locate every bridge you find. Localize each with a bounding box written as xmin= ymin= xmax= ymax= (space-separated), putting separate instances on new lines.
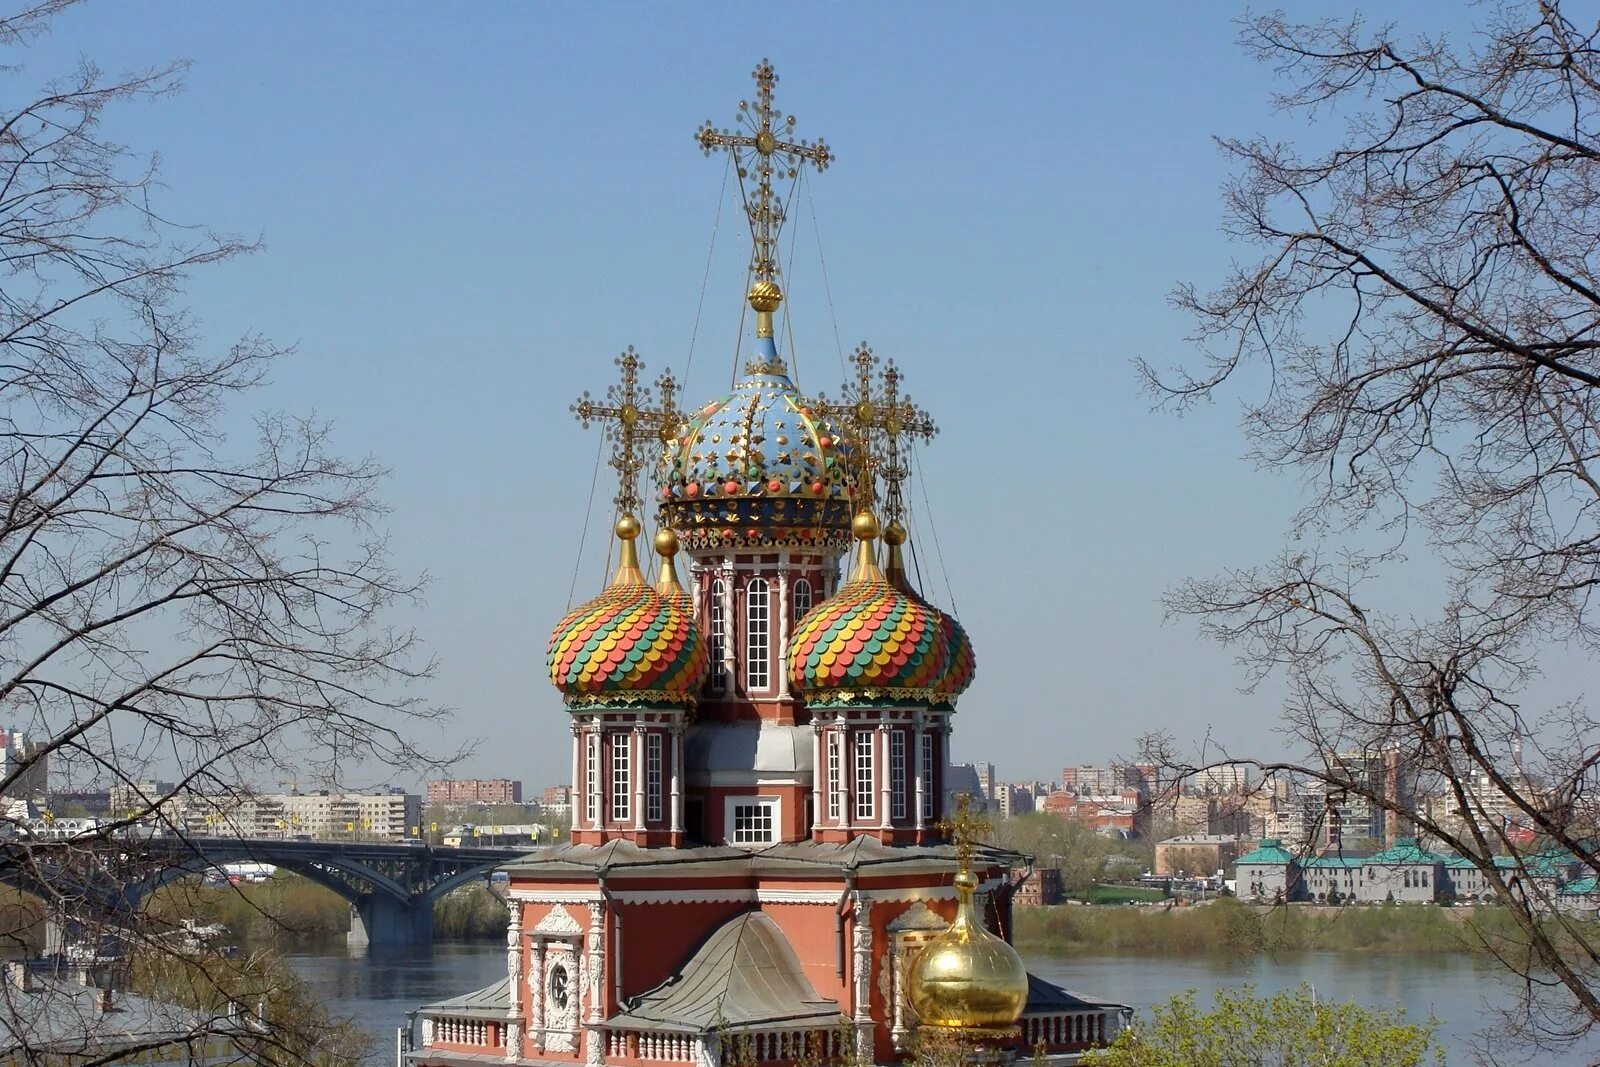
xmin=0 ymin=835 xmax=528 ymax=947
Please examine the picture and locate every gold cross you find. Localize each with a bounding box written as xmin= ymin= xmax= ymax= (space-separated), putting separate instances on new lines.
xmin=571 ymin=346 xmax=683 ymax=516
xmin=696 ymin=59 xmax=833 ymax=283
xmin=817 ymin=343 xmax=937 ymax=520
xmin=937 ymin=792 xmax=991 ymax=874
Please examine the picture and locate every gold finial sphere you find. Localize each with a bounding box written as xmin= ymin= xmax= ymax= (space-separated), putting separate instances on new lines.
xmin=615 ymin=515 xmax=641 ymax=541
xmin=654 ymin=528 xmax=679 ymax=557
xmin=883 ymin=520 xmax=907 ymax=546
xmin=748 ymin=279 xmax=784 ymax=313
xmin=852 ymin=510 xmax=880 ymax=541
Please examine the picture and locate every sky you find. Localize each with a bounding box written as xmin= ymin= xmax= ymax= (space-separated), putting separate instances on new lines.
xmin=18 ymin=1 xmax=1498 ymax=791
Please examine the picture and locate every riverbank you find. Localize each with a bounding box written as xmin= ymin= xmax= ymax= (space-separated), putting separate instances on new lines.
xmin=1013 ymin=895 xmax=1525 ymax=956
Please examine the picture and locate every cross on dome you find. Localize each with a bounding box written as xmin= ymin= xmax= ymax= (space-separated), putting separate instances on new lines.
xmin=818 ymin=343 xmax=937 ymax=522
xmin=696 ymin=59 xmax=833 ymax=286
xmin=570 ymin=346 xmax=683 ymax=516
xmin=937 ymin=791 xmax=992 ymax=874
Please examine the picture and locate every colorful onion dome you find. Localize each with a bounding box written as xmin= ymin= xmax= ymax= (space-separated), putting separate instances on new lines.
xmin=660 ymin=286 xmax=860 ymax=553
xmin=547 ymin=516 xmax=709 ymax=708
xmin=883 ymin=521 xmax=976 ymax=706
xmin=788 ymin=511 xmax=949 ymax=705
xmin=653 ymin=528 xmax=693 ymax=615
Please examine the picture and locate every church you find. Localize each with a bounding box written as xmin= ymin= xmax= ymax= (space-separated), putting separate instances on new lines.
xmin=407 ymin=62 xmax=1129 ymax=1067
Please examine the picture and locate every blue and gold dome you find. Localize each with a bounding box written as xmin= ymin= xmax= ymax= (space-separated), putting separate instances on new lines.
xmin=659 ymin=283 xmax=861 ymax=551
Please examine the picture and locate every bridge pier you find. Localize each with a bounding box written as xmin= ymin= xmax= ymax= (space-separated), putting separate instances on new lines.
xmin=347 ymin=894 xmax=432 ymax=949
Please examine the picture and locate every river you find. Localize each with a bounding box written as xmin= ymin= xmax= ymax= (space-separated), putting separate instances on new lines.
xmin=285 ymin=941 xmax=1591 ymax=1066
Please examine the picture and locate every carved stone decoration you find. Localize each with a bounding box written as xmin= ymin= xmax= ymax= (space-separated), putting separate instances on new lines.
xmin=851 ymin=894 xmax=874 ymax=1062
xmin=506 ymin=904 xmax=525 ymax=1061
xmin=534 ymin=902 xmax=586 ymax=936
xmin=586 ymin=900 xmax=606 ymax=1066
xmin=543 ymin=943 xmax=579 ymax=1054
xmin=887 ymin=901 xmax=949 ymax=1044
xmin=421 ymin=1017 xmax=435 ymax=1047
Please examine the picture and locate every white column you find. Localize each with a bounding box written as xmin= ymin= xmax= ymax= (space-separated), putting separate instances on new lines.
xmin=585 ymin=903 xmax=605 ymax=1067
xmin=810 ymin=724 xmax=822 ymax=836
xmin=913 ymin=711 xmax=926 ymax=833
xmin=570 ymin=724 xmax=582 ymax=830
xmin=632 ymin=725 xmax=646 ymax=833
xmin=506 ymin=908 xmax=524 ymax=1061
xmin=938 ymin=720 xmax=953 ymax=822
xmin=719 ymin=559 xmax=736 ymax=687
xmin=878 ymin=720 xmax=892 ymax=830
xmin=776 ymin=555 xmax=791 ymax=699
xmin=842 ymin=726 xmax=854 ymax=829
xmin=532 ymin=938 xmax=546 ymax=1052
xmin=670 ymin=722 xmax=684 ymax=836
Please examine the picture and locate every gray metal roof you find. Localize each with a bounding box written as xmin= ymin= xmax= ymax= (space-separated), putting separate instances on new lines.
xmin=0 ymin=973 xmax=250 ymax=1055
xmin=501 ymin=836 xmax=1022 ymax=879
xmin=685 ymin=722 xmax=814 ymax=777
xmin=1023 ymin=974 xmax=1130 ymax=1015
xmin=606 ymin=912 xmax=845 ymax=1034
xmin=419 ymin=978 xmax=511 ymax=1019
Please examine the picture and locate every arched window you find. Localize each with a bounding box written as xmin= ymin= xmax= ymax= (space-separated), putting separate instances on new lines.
xmin=709 ymin=579 xmax=727 ymax=693
xmin=746 ymin=578 xmax=770 ymax=690
xmin=793 ymin=577 xmax=812 ymax=619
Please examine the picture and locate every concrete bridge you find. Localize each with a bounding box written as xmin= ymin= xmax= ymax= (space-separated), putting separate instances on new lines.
xmin=0 ymin=835 xmax=526 ymax=947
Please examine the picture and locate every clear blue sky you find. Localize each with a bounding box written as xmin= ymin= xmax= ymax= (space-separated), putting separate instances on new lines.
xmin=26 ymin=1 xmax=1488 ymax=790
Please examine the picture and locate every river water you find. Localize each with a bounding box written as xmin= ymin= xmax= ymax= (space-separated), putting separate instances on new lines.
xmin=286 ymin=941 xmax=1591 ymax=1066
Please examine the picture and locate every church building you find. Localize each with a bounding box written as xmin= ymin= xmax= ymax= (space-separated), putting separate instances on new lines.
xmin=407 ymin=62 xmax=1129 ymax=1067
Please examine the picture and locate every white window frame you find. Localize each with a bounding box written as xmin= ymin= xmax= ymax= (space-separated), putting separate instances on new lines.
xmin=793 ymin=577 xmax=812 ymax=619
xmin=920 ymin=730 xmax=934 ymax=820
xmin=827 ymin=731 xmax=842 ymax=821
xmin=710 ymin=579 xmax=727 ymax=694
xmin=855 ymin=730 xmax=875 ymax=822
xmin=585 ymin=733 xmax=600 ymax=826
xmin=746 ymin=578 xmax=770 ymax=690
xmin=611 ymin=735 xmax=630 ymax=823
xmin=891 ymin=730 xmax=907 ymax=820
xmin=646 ymin=732 xmax=663 ymax=823
xmin=725 ymin=796 xmax=780 ymax=846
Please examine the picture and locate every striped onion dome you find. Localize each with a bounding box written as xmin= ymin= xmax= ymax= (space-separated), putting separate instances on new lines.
xmin=547 ymin=516 xmax=709 ymax=708
xmin=883 ymin=521 xmax=976 ymax=706
xmin=788 ymin=511 xmax=949 ymax=706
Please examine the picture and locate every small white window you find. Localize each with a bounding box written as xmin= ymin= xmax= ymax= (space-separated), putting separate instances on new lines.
xmin=647 ymin=733 xmax=663 ymax=823
xmin=855 ymin=731 xmax=875 ymax=822
xmin=827 ymin=731 xmax=842 ymax=821
xmin=793 ymin=577 xmax=813 ymax=618
xmin=891 ymin=730 xmax=907 ymax=820
xmin=710 ymin=579 xmax=727 ymax=693
xmin=727 ymin=797 xmax=779 ymax=846
xmin=611 ymin=736 xmax=630 ymax=822
xmin=585 ymin=733 xmax=600 ymax=826
xmin=746 ymin=578 xmax=770 ymax=690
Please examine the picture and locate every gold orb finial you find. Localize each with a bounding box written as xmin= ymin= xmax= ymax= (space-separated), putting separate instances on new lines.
xmin=852 ymin=509 xmax=880 ymax=541
xmin=654 ymin=528 xmax=679 ymax=557
xmin=615 ymin=515 xmax=641 ymax=541
xmin=883 ymin=520 xmax=907 ymax=546
xmin=748 ymin=279 xmax=783 ymax=313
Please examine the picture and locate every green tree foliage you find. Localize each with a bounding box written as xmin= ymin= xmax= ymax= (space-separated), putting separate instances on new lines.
xmin=1081 ymin=986 xmax=1442 ymax=1067
xmin=991 ymin=813 xmax=1146 ymax=894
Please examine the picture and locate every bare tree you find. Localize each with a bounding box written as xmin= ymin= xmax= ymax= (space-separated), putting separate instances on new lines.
xmin=1142 ymin=2 xmax=1600 ymax=1057
xmin=0 ymin=3 xmax=443 ymax=1061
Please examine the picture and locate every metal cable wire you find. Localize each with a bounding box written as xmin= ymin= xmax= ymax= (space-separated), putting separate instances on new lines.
xmin=565 ymin=431 xmax=608 ymax=611
xmin=911 ymin=440 xmax=960 ymax=615
xmin=683 ymin=154 xmax=732 ymax=391
xmin=804 ymin=170 xmax=850 ymax=381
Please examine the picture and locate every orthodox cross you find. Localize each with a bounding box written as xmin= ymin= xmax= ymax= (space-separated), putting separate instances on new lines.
xmin=696 ymin=59 xmax=833 ymax=282
xmin=571 ymin=346 xmax=683 ymax=516
xmin=938 ymin=792 xmax=992 ymax=873
xmin=818 ymin=343 xmax=937 ymax=520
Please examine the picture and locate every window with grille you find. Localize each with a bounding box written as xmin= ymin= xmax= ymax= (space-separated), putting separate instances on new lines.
xmin=793 ymin=577 xmax=812 ymax=618
xmin=709 ymin=579 xmax=727 ymax=693
xmin=728 ymin=798 xmax=778 ymax=845
xmin=746 ymin=578 xmax=769 ymax=690
xmin=827 ymin=731 xmax=842 ymax=821
xmin=611 ymin=736 xmax=630 ymax=822
xmin=855 ymin=731 xmax=875 ymax=821
xmin=585 ymin=733 xmax=600 ymax=825
xmin=891 ymin=730 xmax=907 ymax=820
xmin=646 ymin=732 xmax=663 ymax=823
xmin=920 ymin=731 xmax=934 ymax=820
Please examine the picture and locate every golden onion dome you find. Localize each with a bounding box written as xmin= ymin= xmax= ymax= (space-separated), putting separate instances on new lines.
xmin=906 ymin=868 xmax=1029 ymax=1035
